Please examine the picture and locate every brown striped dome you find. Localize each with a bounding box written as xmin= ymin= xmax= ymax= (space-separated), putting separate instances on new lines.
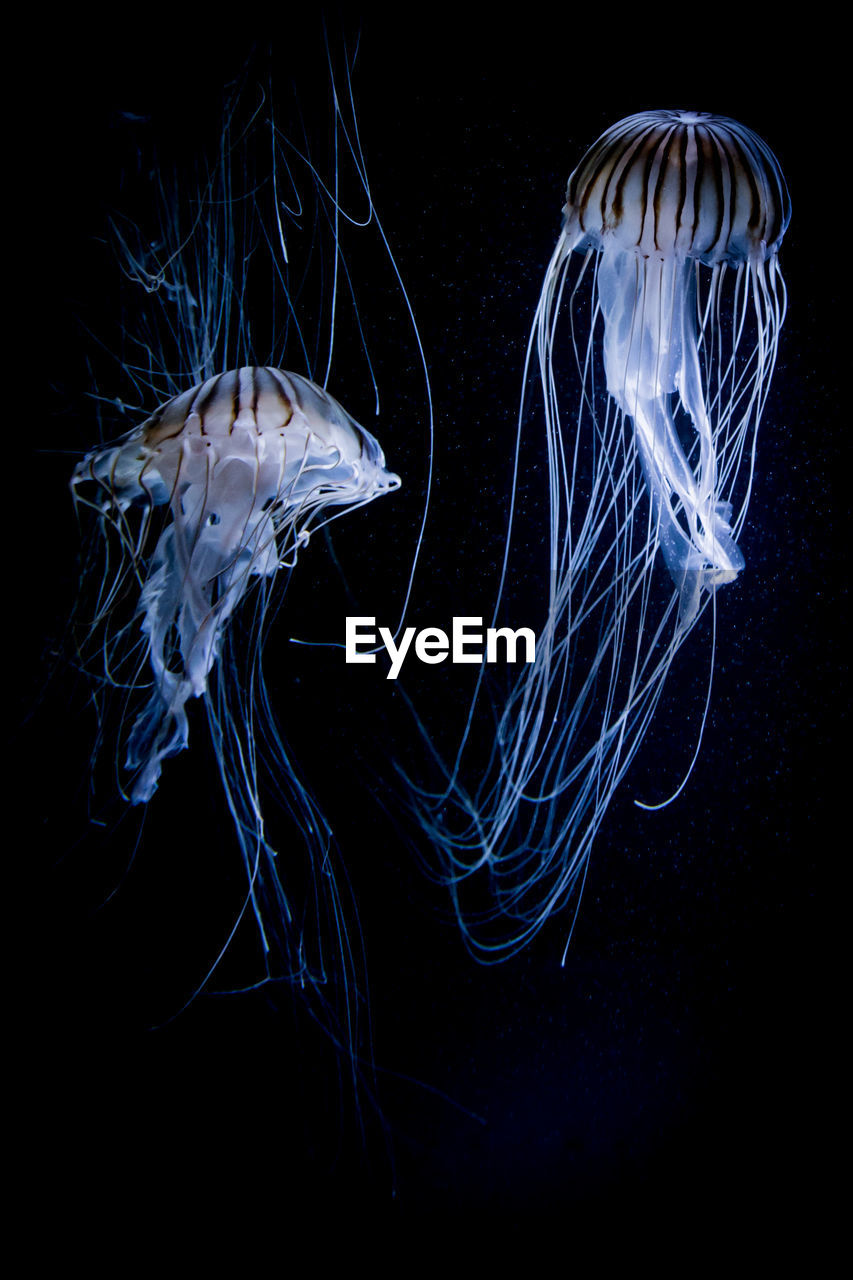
xmin=564 ymin=110 xmax=790 ymax=264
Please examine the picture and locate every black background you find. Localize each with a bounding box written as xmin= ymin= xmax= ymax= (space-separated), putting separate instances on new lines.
xmin=21 ymin=6 xmax=842 ymax=1245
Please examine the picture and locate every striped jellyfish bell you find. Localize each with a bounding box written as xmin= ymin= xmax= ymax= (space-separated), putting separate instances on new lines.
xmin=563 ymin=109 xmax=790 ymax=265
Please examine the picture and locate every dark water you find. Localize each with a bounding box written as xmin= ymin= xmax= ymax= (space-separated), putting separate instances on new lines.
xmin=21 ymin=12 xmax=840 ymax=1242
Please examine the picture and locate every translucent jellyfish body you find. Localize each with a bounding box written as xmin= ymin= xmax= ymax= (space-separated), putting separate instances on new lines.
xmin=73 ymin=367 xmax=399 ymax=804
xmin=415 ymin=110 xmax=790 ymax=960
xmin=561 ymin=109 xmax=790 ymax=623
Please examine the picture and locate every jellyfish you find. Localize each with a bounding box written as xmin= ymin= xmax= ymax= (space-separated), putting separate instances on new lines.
xmin=72 ymin=367 xmax=399 ymax=803
xmin=68 ymin=45 xmax=431 ymax=1072
xmin=72 ymin=366 xmax=398 ymax=972
xmin=412 ymin=110 xmax=790 ymax=960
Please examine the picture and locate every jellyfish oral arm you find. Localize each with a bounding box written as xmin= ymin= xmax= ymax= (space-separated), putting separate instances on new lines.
xmin=125 ymin=461 xmax=282 ymax=804
xmin=596 ymin=247 xmax=744 ymax=622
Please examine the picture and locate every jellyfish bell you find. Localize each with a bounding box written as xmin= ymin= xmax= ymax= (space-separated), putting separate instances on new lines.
xmin=565 ymin=109 xmax=789 ymax=265
xmin=412 ymin=108 xmax=790 ymax=962
xmin=72 ymin=366 xmax=399 ymax=805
